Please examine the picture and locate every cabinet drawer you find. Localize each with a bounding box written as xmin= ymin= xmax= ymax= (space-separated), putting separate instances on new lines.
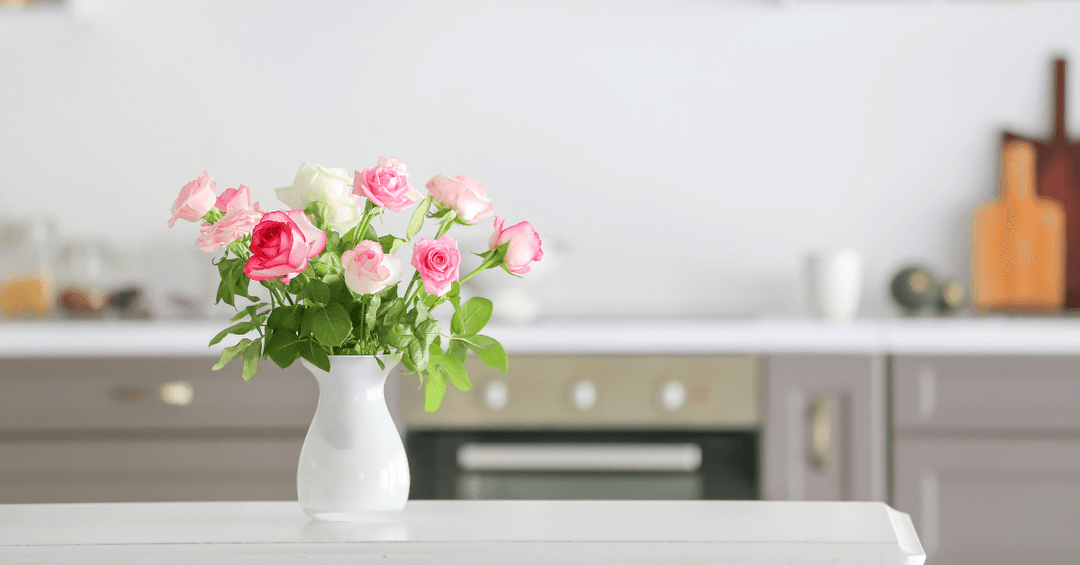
xmin=893 ymin=355 xmax=1080 ymax=431
xmin=0 ymin=357 xmax=317 ymax=431
xmin=0 ymin=436 xmax=304 ymax=503
xmin=894 ymin=438 xmax=1080 ymax=564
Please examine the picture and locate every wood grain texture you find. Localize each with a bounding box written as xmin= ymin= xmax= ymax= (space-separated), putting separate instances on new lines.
xmin=1003 ymin=59 xmax=1080 ymax=308
xmin=972 ymin=140 xmax=1065 ymax=311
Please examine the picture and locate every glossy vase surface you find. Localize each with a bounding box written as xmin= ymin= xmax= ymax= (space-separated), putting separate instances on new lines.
xmin=297 ymin=355 xmax=409 ymax=522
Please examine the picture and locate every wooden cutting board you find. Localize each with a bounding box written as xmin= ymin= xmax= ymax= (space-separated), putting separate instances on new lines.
xmin=972 ymin=139 xmax=1065 ymax=312
xmin=1003 ymin=59 xmax=1080 ymax=307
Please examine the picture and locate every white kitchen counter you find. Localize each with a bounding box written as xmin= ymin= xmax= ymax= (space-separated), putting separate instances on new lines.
xmin=0 ymin=500 xmax=924 ymax=564
xmin=2 ymin=316 xmax=1080 ymax=357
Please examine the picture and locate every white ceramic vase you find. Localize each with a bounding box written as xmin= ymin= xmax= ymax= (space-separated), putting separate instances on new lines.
xmin=297 ymin=355 xmax=410 ymax=522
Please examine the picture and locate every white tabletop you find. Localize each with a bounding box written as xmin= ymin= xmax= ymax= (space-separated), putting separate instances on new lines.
xmin=0 ymin=500 xmax=924 ymax=564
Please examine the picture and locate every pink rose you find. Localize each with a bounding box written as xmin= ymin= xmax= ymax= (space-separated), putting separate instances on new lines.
xmin=489 ymin=217 xmax=543 ymax=274
xmin=410 ymin=236 xmax=461 ymax=296
xmin=214 ymin=185 xmax=265 ymax=214
xmin=169 ymin=172 xmax=217 ymax=227
xmin=196 ymin=207 xmax=265 ymax=253
xmin=244 ymin=210 xmax=327 ymax=283
xmin=341 ymin=240 xmax=402 ymax=295
xmin=425 ymin=174 xmax=494 ymax=224
xmin=355 ymin=155 xmax=420 ymax=213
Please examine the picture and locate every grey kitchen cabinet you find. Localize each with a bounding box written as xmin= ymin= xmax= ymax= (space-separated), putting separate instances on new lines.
xmin=0 ymin=357 xmax=317 ymax=503
xmin=892 ymin=355 xmax=1080 ymax=565
xmin=762 ymin=354 xmax=887 ymax=502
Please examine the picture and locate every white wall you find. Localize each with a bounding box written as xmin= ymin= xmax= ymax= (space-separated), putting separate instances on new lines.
xmin=1 ymin=0 xmax=1078 ymax=319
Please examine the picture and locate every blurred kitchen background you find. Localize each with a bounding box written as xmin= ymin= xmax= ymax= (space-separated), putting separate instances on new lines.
xmin=5 ymin=1 xmax=1080 ymax=564
xmin=5 ymin=0 xmax=1080 ymax=319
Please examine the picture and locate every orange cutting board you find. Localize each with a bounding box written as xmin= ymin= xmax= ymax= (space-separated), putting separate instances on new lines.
xmin=972 ymin=140 xmax=1065 ymax=312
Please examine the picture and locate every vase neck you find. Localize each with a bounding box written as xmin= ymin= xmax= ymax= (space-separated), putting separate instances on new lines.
xmin=303 ymin=356 xmax=398 ymax=398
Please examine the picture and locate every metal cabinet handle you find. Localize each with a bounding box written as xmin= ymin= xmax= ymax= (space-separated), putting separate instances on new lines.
xmin=111 ymin=381 xmax=193 ymax=406
xmin=810 ymin=397 xmax=831 ymax=472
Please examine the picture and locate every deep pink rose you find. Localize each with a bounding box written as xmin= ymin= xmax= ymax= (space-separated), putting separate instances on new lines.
xmin=169 ymin=172 xmax=217 ymax=227
xmin=425 ymin=174 xmax=494 ymax=224
xmin=342 ymin=240 xmax=402 ymax=295
xmin=244 ymin=210 xmax=327 ymax=283
xmin=489 ymin=217 xmax=543 ymax=274
xmin=355 ymin=155 xmax=420 ymax=213
xmin=410 ymin=236 xmax=461 ymax=296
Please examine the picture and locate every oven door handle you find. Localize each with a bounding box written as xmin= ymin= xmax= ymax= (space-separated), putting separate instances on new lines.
xmin=456 ymin=443 xmax=703 ymax=472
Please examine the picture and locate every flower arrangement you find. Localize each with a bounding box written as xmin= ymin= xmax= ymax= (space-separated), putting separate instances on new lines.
xmin=169 ymin=158 xmax=542 ymax=411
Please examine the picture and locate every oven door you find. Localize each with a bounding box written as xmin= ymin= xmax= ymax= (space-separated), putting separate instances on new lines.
xmin=406 ymin=430 xmax=758 ymax=500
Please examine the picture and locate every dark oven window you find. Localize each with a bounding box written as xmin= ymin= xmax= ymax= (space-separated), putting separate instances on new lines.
xmin=406 ymin=430 xmax=758 ymax=501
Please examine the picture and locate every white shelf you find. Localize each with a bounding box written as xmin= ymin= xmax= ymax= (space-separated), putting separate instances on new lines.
xmin=2 ymin=316 xmax=1080 ymax=358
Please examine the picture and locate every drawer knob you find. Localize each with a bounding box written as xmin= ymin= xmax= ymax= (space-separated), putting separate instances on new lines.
xmin=159 ymin=381 xmax=194 ymax=406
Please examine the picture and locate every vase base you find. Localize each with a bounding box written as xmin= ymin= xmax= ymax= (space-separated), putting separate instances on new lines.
xmin=303 ymin=508 xmax=404 ymax=523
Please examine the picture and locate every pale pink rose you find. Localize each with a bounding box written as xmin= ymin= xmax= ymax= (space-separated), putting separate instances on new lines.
xmin=489 ymin=217 xmax=543 ymax=274
xmin=355 ymin=156 xmax=420 ymax=213
xmin=244 ymin=210 xmax=327 ymax=283
xmin=214 ymin=185 xmax=266 ymax=214
xmin=410 ymin=236 xmax=461 ymax=296
xmin=169 ymin=172 xmax=217 ymax=227
xmin=425 ymin=174 xmax=494 ymax=224
xmin=341 ymin=240 xmax=402 ymax=295
xmin=375 ymin=155 xmax=409 ymax=178
xmin=196 ymin=207 xmax=265 ymax=253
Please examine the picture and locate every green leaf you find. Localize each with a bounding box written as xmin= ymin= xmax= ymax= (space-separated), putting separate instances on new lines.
xmin=407 ymin=339 xmax=429 ymax=372
xmin=241 ymin=340 xmax=261 ymax=381
xmin=378 ymin=234 xmax=407 ymax=254
xmin=304 ymin=304 xmax=353 ymax=347
xmin=414 ymin=319 xmax=441 ymax=348
xmin=323 ymin=273 xmax=347 ymax=302
xmin=460 ymin=297 xmax=493 ymax=336
xmin=324 ymin=231 xmax=341 ymax=256
xmin=267 ymin=305 xmax=304 ymax=333
xmin=299 ymin=339 xmax=331 ymax=372
xmin=231 ymin=302 xmax=269 ymax=322
xmin=216 ymin=259 xmax=246 ymax=307
xmin=447 ymin=339 xmax=467 ymax=364
xmin=364 ymin=293 xmax=382 ymax=328
xmin=410 ymin=299 xmax=431 ymax=325
xmin=378 ymin=298 xmax=406 ymax=321
xmin=212 ymin=338 xmax=255 ymax=371
xmin=406 ymin=197 xmax=432 ymax=241
xmin=383 ymin=323 xmax=414 ymax=349
xmin=424 ymin=370 xmax=447 ymax=412
xmin=208 ymin=320 xmax=257 ymax=347
xmin=438 ymin=355 xmax=471 ymax=391
xmin=468 ymin=334 xmax=508 ymax=372
xmin=303 ymin=279 xmax=332 ymax=305
xmin=266 ymin=331 xmax=302 ymax=369
xmin=473 ymin=242 xmax=510 ymax=272
xmin=363 ymin=223 xmax=378 ymax=242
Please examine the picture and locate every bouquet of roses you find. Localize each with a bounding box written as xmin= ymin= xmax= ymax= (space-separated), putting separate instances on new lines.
xmin=168 ymin=157 xmax=542 ymax=411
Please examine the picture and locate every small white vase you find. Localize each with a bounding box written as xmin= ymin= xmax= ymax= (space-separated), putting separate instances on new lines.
xmin=297 ymin=355 xmax=410 ymax=522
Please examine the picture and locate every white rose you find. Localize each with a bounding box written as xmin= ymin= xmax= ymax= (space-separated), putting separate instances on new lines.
xmin=276 ymin=163 xmax=363 ymax=232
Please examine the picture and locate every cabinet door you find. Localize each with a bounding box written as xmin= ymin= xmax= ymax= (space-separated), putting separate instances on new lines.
xmin=895 ymin=438 xmax=1080 ymax=564
xmin=762 ymin=355 xmax=887 ymax=501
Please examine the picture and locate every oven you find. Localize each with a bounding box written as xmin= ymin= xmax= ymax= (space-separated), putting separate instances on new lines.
xmin=400 ymin=355 xmax=760 ymax=501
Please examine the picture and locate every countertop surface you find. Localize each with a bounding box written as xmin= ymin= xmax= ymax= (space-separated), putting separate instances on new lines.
xmin=0 ymin=500 xmax=924 ymax=564
xmin=2 ymin=316 xmax=1080 ymax=357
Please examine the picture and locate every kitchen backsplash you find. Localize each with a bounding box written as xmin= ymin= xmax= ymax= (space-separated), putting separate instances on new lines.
xmin=2 ymin=0 xmax=1079 ymax=319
